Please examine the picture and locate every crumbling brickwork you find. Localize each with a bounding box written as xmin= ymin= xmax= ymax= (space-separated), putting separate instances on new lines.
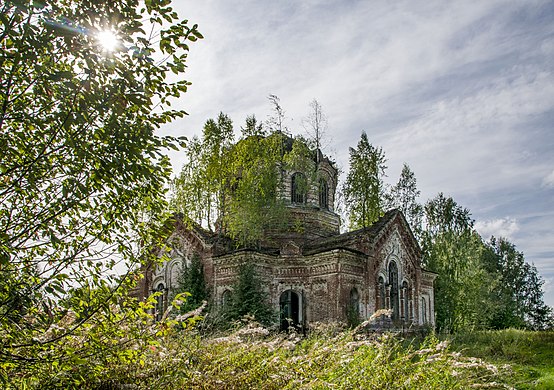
xmin=144 ymin=149 xmax=437 ymax=329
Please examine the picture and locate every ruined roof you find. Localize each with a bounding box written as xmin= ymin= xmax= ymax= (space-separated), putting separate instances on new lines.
xmin=172 ymin=208 xmax=422 ymax=261
xmin=302 ymin=209 xmax=402 ymax=256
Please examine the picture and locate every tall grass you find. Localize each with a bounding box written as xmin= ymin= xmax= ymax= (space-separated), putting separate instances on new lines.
xmin=99 ymin=323 xmax=512 ymax=389
xmin=450 ymin=328 xmax=554 ymax=390
xmin=11 ymin=320 xmax=535 ymax=389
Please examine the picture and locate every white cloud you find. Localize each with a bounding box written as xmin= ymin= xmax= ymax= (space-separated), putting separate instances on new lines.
xmin=542 ymin=170 xmax=554 ymax=188
xmin=475 ymin=217 xmax=520 ymax=240
xmin=167 ymin=0 xmax=554 ymax=306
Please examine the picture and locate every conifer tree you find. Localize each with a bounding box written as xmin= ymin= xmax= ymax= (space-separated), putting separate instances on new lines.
xmin=385 ymin=163 xmax=423 ymax=236
xmin=227 ymin=263 xmax=274 ymax=325
xmin=343 ymin=132 xmax=387 ymax=229
xmin=241 ymin=115 xmax=265 ymax=137
xmin=171 ymin=254 xmax=208 ymax=314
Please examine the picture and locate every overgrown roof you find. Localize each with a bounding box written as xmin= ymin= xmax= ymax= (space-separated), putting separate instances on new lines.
xmin=302 ymin=209 xmax=401 ymax=256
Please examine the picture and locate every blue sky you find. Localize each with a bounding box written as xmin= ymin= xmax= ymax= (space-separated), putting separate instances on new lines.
xmin=163 ymin=0 xmax=554 ymax=306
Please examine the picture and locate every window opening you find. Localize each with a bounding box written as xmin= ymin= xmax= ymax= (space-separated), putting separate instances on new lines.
xmin=319 ymin=178 xmax=328 ymax=209
xmin=402 ymin=281 xmax=409 ymax=322
xmin=421 ymin=297 xmax=427 ymax=324
xmin=349 ymin=287 xmax=360 ymax=318
xmin=221 ymin=290 xmax=231 ymax=307
xmin=291 ymin=173 xmax=307 ymax=204
xmin=389 ymin=261 xmax=399 ymax=321
xmin=377 ymin=276 xmax=385 ymax=310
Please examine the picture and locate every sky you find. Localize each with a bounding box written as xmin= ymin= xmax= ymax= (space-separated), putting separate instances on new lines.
xmin=161 ymin=0 xmax=554 ymax=307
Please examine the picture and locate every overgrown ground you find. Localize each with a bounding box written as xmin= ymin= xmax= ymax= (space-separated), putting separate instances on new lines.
xmin=449 ymin=329 xmax=554 ymax=389
xmin=9 ymin=322 xmax=553 ymax=389
xmin=94 ymin=324 xmax=510 ymax=389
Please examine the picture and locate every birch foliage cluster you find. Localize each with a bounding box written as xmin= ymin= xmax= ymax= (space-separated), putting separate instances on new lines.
xmin=0 ymin=0 xmax=201 ymax=382
xmin=171 ymin=113 xmax=317 ymax=247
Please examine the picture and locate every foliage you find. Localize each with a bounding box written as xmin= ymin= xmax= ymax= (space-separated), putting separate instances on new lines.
xmin=301 ymin=98 xmax=329 ymax=154
xmin=223 ymin=132 xmax=290 ymax=246
xmin=0 ymin=0 xmax=201 ymax=383
xmin=170 ymin=254 xmax=208 ymax=314
xmin=346 ymin=303 xmax=361 ymax=328
xmin=3 ymin=292 xmax=202 ymax=389
xmin=170 ymin=112 xmax=234 ymax=231
xmin=225 ymin=263 xmax=275 ymax=326
xmin=421 ymin=194 xmax=496 ymax=332
xmin=421 ymin=193 xmax=552 ymax=332
xmin=7 ymin=322 xmax=519 ymax=389
xmin=450 ymin=329 xmax=554 ymax=389
xmin=385 ymin=163 xmax=423 ymax=237
xmin=482 ymin=237 xmax=553 ymax=330
xmin=171 ymin=112 xmax=325 ymax=247
xmin=343 ymin=131 xmax=387 ymax=229
xmin=14 ymin=318 xmax=554 ymax=390
xmin=241 ymin=114 xmax=265 ymax=137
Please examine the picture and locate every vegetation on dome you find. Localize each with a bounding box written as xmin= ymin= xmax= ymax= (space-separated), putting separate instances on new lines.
xmin=170 ymin=111 xmax=325 ymax=247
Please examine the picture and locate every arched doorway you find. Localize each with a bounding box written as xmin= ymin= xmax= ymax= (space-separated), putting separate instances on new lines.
xmin=280 ymin=290 xmax=300 ymax=331
xmin=221 ymin=290 xmax=231 ymax=307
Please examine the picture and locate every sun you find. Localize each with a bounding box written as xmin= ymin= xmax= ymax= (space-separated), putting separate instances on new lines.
xmin=96 ymin=29 xmax=119 ymax=52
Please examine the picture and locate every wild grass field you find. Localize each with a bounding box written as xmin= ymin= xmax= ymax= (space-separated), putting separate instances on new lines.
xmin=10 ymin=323 xmax=553 ymax=389
xmin=450 ymin=329 xmax=554 ymax=389
xmin=97 ymin=326 xmax=553 ymax=389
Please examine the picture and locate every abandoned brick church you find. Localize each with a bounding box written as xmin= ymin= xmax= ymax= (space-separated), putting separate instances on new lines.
xmin=138 ymin=145 xmax=436 ymax=329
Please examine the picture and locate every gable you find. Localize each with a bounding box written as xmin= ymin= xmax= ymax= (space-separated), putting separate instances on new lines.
xmin=371 ymin=210 xmax=421 ymax=265
xmin=303 ymin=209 xmax=421 ymax=259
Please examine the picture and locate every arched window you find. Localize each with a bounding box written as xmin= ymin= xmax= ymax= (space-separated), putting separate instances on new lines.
xmin=155 ymin=283 xmax=165 ymax=321
xmin=388 ymin=261 xmax=399 ymax=321
xmin=169 ymin=261 xmax=181 ymax=290
xmin=319 ymin=178 xmax=328 ymax=209
xmin=377 ymin=276 xmax=385 ymax=309
xmin=291 ymin=172 xmax=307 ymax=204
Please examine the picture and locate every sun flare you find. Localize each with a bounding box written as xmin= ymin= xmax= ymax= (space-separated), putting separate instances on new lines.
xmin=96 ymin=30 xmax=119 ymax=52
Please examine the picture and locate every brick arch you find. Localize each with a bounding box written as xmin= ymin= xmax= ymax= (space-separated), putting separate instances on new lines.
xmin=279 ymin=288 xmax=303 ymax=331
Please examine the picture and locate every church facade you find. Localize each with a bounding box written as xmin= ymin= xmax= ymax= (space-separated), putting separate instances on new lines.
xmin=138 ymin=147 xmax=436 ymax=329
